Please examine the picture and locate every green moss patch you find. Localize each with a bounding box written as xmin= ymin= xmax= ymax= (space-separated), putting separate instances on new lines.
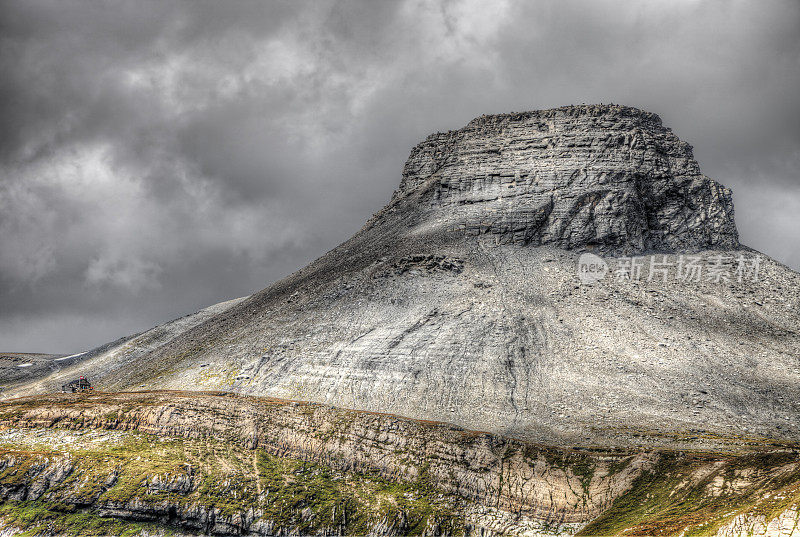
xmin=0 ymin=430 xmax=463 ymax=536
xmin=0 ymin=502 xmax=165 ymax=537
xmin=579 ymin=451 xmax=800 ymax=536
xmin=255 ymin=452 xmax=462 ymax=535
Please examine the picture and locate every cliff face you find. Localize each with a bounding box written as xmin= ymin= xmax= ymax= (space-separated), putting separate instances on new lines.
xmin=0 ymin=391 xmax=650 ymax=527
xmin=398 ymin=106 xmax=738 ymax=253
xmin=4 ymin=105 xmax=799 ymax=451
xmin=1 ymin=392 xmax=799 ymax=537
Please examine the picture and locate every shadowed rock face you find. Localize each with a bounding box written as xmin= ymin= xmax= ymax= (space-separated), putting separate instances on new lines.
xmin=4 ymin=105 xmax=798 ymax=451
xmin=398 ymin=105 xmax=738 ymax=254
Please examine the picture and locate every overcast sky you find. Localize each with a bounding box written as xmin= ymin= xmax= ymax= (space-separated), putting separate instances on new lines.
xmin=1 ymin=0 xmax=799 ymax=354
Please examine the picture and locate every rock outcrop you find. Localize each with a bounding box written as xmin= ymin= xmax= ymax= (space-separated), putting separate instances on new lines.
xmin=1 ymin=392 xmax=799 ymax=537
xmin=397 ymin=106 xmax=738 ymax=253
xmin=0 ymin=391 xmax=651 ymax=529
xmin=713 ymin=507 xmax=800 ymax=537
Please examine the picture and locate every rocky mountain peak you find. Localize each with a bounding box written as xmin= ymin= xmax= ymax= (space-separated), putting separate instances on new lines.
xmin=395 ymin=104 xmax=739 ymax=254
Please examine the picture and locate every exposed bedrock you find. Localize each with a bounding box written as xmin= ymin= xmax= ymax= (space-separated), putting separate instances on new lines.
xmin=0 ymin=392 xmax=651 ymax=526
xmin=2 ymin=393 xmax=800 ymax=537
xmin=397 ymin=105 xmax=739 ymax=254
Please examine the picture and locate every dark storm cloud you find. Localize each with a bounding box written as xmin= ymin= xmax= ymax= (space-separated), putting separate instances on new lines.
xmin=1 ymin=0 xmax=798 ymax=353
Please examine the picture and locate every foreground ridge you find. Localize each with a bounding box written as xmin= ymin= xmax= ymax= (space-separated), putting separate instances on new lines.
xmin=1 ymin=392 xmax=800 ymax=536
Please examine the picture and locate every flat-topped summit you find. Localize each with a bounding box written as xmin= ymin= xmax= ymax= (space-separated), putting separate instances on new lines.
xmin=396 ymin=104 xmax=739 ymax=254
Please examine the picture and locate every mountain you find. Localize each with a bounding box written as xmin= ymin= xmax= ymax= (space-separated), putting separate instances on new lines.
xmin=3 ymin=104 xmax=800 ymax=536
xmin=4 ymin=104 xmax=800 ymax=451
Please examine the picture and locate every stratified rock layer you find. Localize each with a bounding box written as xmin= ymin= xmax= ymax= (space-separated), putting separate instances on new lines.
xmin=398 ymin=106 xmax=738 ymax=253
xmin=1 ymin=392 xmax=800 ymax=537
xmin=0 ymin=391 xmax=651 ymax=528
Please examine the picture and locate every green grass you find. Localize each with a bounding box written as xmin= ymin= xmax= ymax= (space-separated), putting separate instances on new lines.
xmin=0 ymin=501 xmax=165 ymax=537
xmin=0 ymin=431 xmax=463 ymax=536
xmin=578 ymin=451 xmax=800 ymax=536
xmin=571 ymin=460 xmax=596 ymax=497
xmin=2 ymin=415 xmax=800 ymax=536
xmin=255 ymin=452 xmax=462 ymax=535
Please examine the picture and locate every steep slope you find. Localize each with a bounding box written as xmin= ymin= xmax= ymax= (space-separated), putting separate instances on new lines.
xmin=0 ymin=353 xmax=60 ymax=390
xmin=0 ymin=297 xmax=247 ymax=395
xmin=5 ymin=105 xmax=800 ymax=449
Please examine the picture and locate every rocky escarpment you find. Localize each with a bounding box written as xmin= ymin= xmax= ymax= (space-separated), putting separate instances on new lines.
xmin=1 ymin=392 xmax=800 ymax=537
xmin=397 ymin=106 xmax=738 ymax=254
xmin=0 ymin=442 xmax=467 ymax=537
xmin=713 ymin=507 xmax=800 ymax=537
xmin=0 ymin=391 xmax=651 ymax=528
